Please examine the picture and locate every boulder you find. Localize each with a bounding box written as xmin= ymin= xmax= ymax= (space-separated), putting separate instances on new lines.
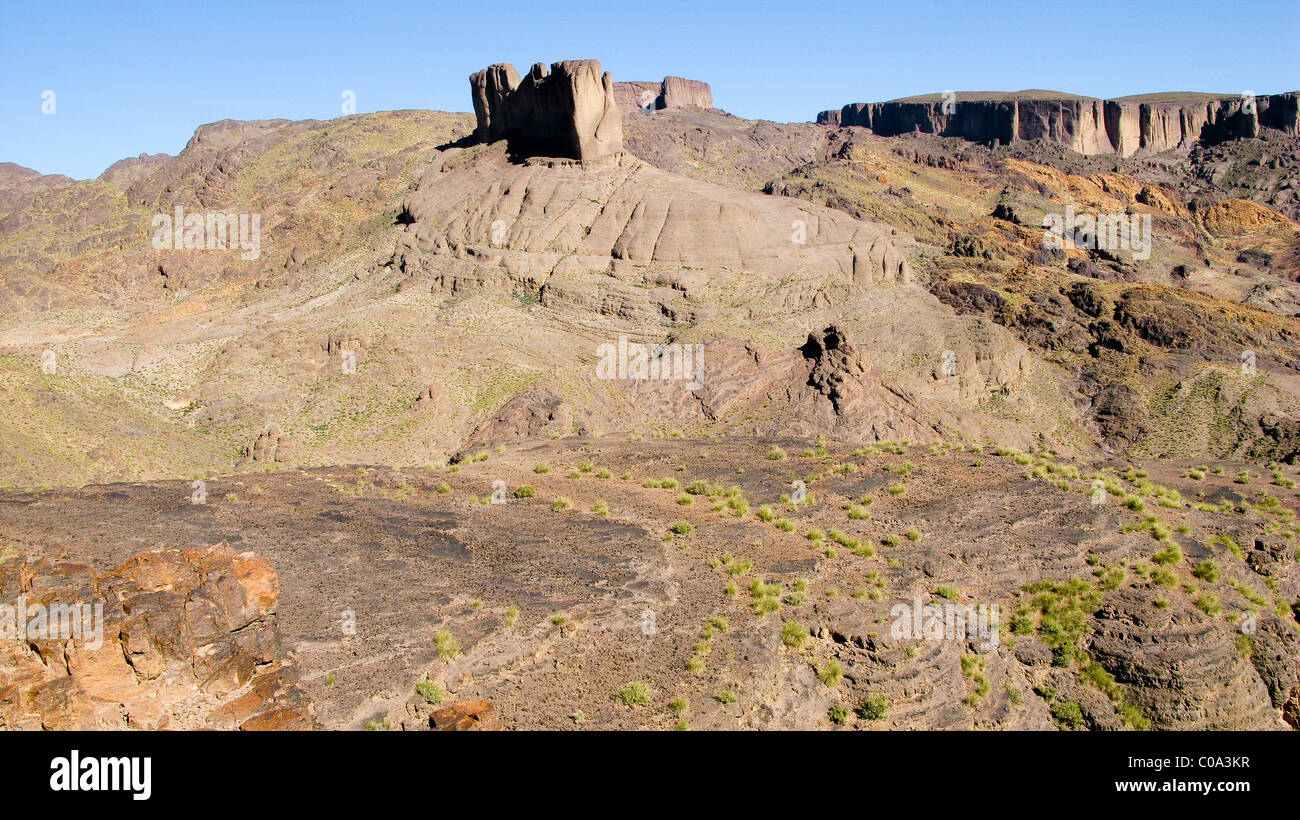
xmin=0 ymin=542 xmax=316 ymax=730
xmin=430 ymin=699 xmax=503 ymax=731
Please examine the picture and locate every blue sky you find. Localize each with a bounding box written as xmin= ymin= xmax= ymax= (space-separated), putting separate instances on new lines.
xmin=2 ymin=0 xmax=1297 ymax=179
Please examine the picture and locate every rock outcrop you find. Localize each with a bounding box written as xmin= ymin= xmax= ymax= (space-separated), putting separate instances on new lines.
xmin=430 ymin=699 xmax=503 ymax=731
xmin=470 ymin=59 xmax=624 ymax=162
xmin=237 ymin=423 xmax=303 ymax=467
xmin=393 ymin=147 xmax=912 ymax=287
xmin=0 ymin=541 xmax=314 ymax=730
xmin=614 ymin=77 xmax=714 ymax=111
xmin=818 ymin=92 xmax=1300 ymax=157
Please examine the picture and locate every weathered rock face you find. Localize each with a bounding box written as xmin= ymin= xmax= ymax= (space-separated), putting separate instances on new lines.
xmin=614 ymin=76 xmax=714 ymax=111
xmin=395 ymin=148 xmax=912 ymax=286
xmin=1089 ymin=589 xmax=1278 ymax=729
xmin=469 ymin=60 xmax=624 ymax=161
xmin=0 ymin=541 xmax=314 ymax=730
xmin=818 ymin=92 xmax=1300 ymax=157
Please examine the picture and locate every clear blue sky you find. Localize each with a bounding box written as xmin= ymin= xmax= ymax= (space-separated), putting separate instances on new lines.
xmin=2 ymin=0 xmax=1297 ymax=179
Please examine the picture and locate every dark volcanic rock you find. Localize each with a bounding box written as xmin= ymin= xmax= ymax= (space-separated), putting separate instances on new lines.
xmin=1088 ymin=589 xmax=1277 ymax=729
xmin=1091 ymin=383 xmax=1148 ymax=444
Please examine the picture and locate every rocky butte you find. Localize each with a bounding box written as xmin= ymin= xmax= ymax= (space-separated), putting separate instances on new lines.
xmin=469 ymin=59 xmax=624 ymax=162
xmin=613 ymin=76 xmax=714 ymax=111
xmin=817 ymin=90 xmax=1300 ymax=156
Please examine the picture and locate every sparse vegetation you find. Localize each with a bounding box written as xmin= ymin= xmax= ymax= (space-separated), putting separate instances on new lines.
xmin=616 ymin=682 xmax=651 ymax=707
xmin=434 ymin=629 xmax=459 ymax=661
xmin=416 ymin=680 xmax=444 ymax=704
xmin=856 ymin=693 xmax=889 ymax=721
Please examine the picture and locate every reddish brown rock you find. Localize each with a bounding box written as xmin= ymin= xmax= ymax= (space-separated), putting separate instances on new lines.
xmin=430 ymin=699 xmax=503 ymax=731
xmin=0 ymin=542 xmax=316 ymax=731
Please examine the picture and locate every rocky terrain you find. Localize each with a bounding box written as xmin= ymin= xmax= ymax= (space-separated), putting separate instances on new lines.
xmin=1 ymin=61 xmax=1299 ymax=730
xmin=2 ymin=438 xmax=1297 ymax=730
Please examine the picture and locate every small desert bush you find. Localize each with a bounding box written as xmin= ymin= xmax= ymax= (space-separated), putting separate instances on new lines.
xmin=416 ymin=680 xmax=444 ymax=704
xmin=857 ymin=693 xmax=889 ymax=721
xmin=781 ymin=620 xmax=810 ymax=650
xmin=434 ymin=630 xmax=459 ymax=660
xmin=616 ymin=682 xmax=651 ymax=706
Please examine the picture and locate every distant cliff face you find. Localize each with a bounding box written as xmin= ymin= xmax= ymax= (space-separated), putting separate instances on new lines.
xmin=817 ymin=93 xmax=1299 ymax=156
xmin=469 ymin=60 xmax=624 ymax=161
xmin=614 ymin=76 xmax=714 ymax=112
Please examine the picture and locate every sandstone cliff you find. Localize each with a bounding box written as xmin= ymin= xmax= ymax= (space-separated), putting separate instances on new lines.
xmin=614 ymin=76 xmax=714 ymax=111
xmin=818 ymin=92 xmax=1300 ymax=156
xmin=470 ymin=59 xmax=624 ymax=161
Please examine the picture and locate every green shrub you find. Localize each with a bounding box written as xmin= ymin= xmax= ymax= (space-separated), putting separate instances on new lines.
xmin=416 ymin=680 xmax=444 ymax=704
xmin=1194 ymin=593 xmax=1221 ymax=616
xmin=434 ymin=629 xmax=459 ymax=660
xmin=1152 ymin=544 xmax=1182 ymax=565
xmin=616 ymin=682 xmax=651 ymax=706
xmin=817 ymin=659 xmax=844 ymax=687
xmin=781 ymin=621 xmax=810 ymax=650
xmin=1050 ymin=700 xmax=1084 ymax=730
xmin=856 ymin=693 xmax=889 ymax=721
xmin=1192 ymin=560 xmax=1219 ymax=582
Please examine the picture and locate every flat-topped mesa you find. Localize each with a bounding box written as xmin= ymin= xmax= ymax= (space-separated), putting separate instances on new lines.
xmin=469 ymin=59 xmax=624 ymax=162
xmin=816 ymin=91 xmax=1300 ymax=157
xmin=613 ymin=76 xmax=714 ymax=112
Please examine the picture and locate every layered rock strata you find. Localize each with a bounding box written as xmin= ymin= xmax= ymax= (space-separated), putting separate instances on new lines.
xmin=817 ymin=92 xmax=1300 ymax=156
